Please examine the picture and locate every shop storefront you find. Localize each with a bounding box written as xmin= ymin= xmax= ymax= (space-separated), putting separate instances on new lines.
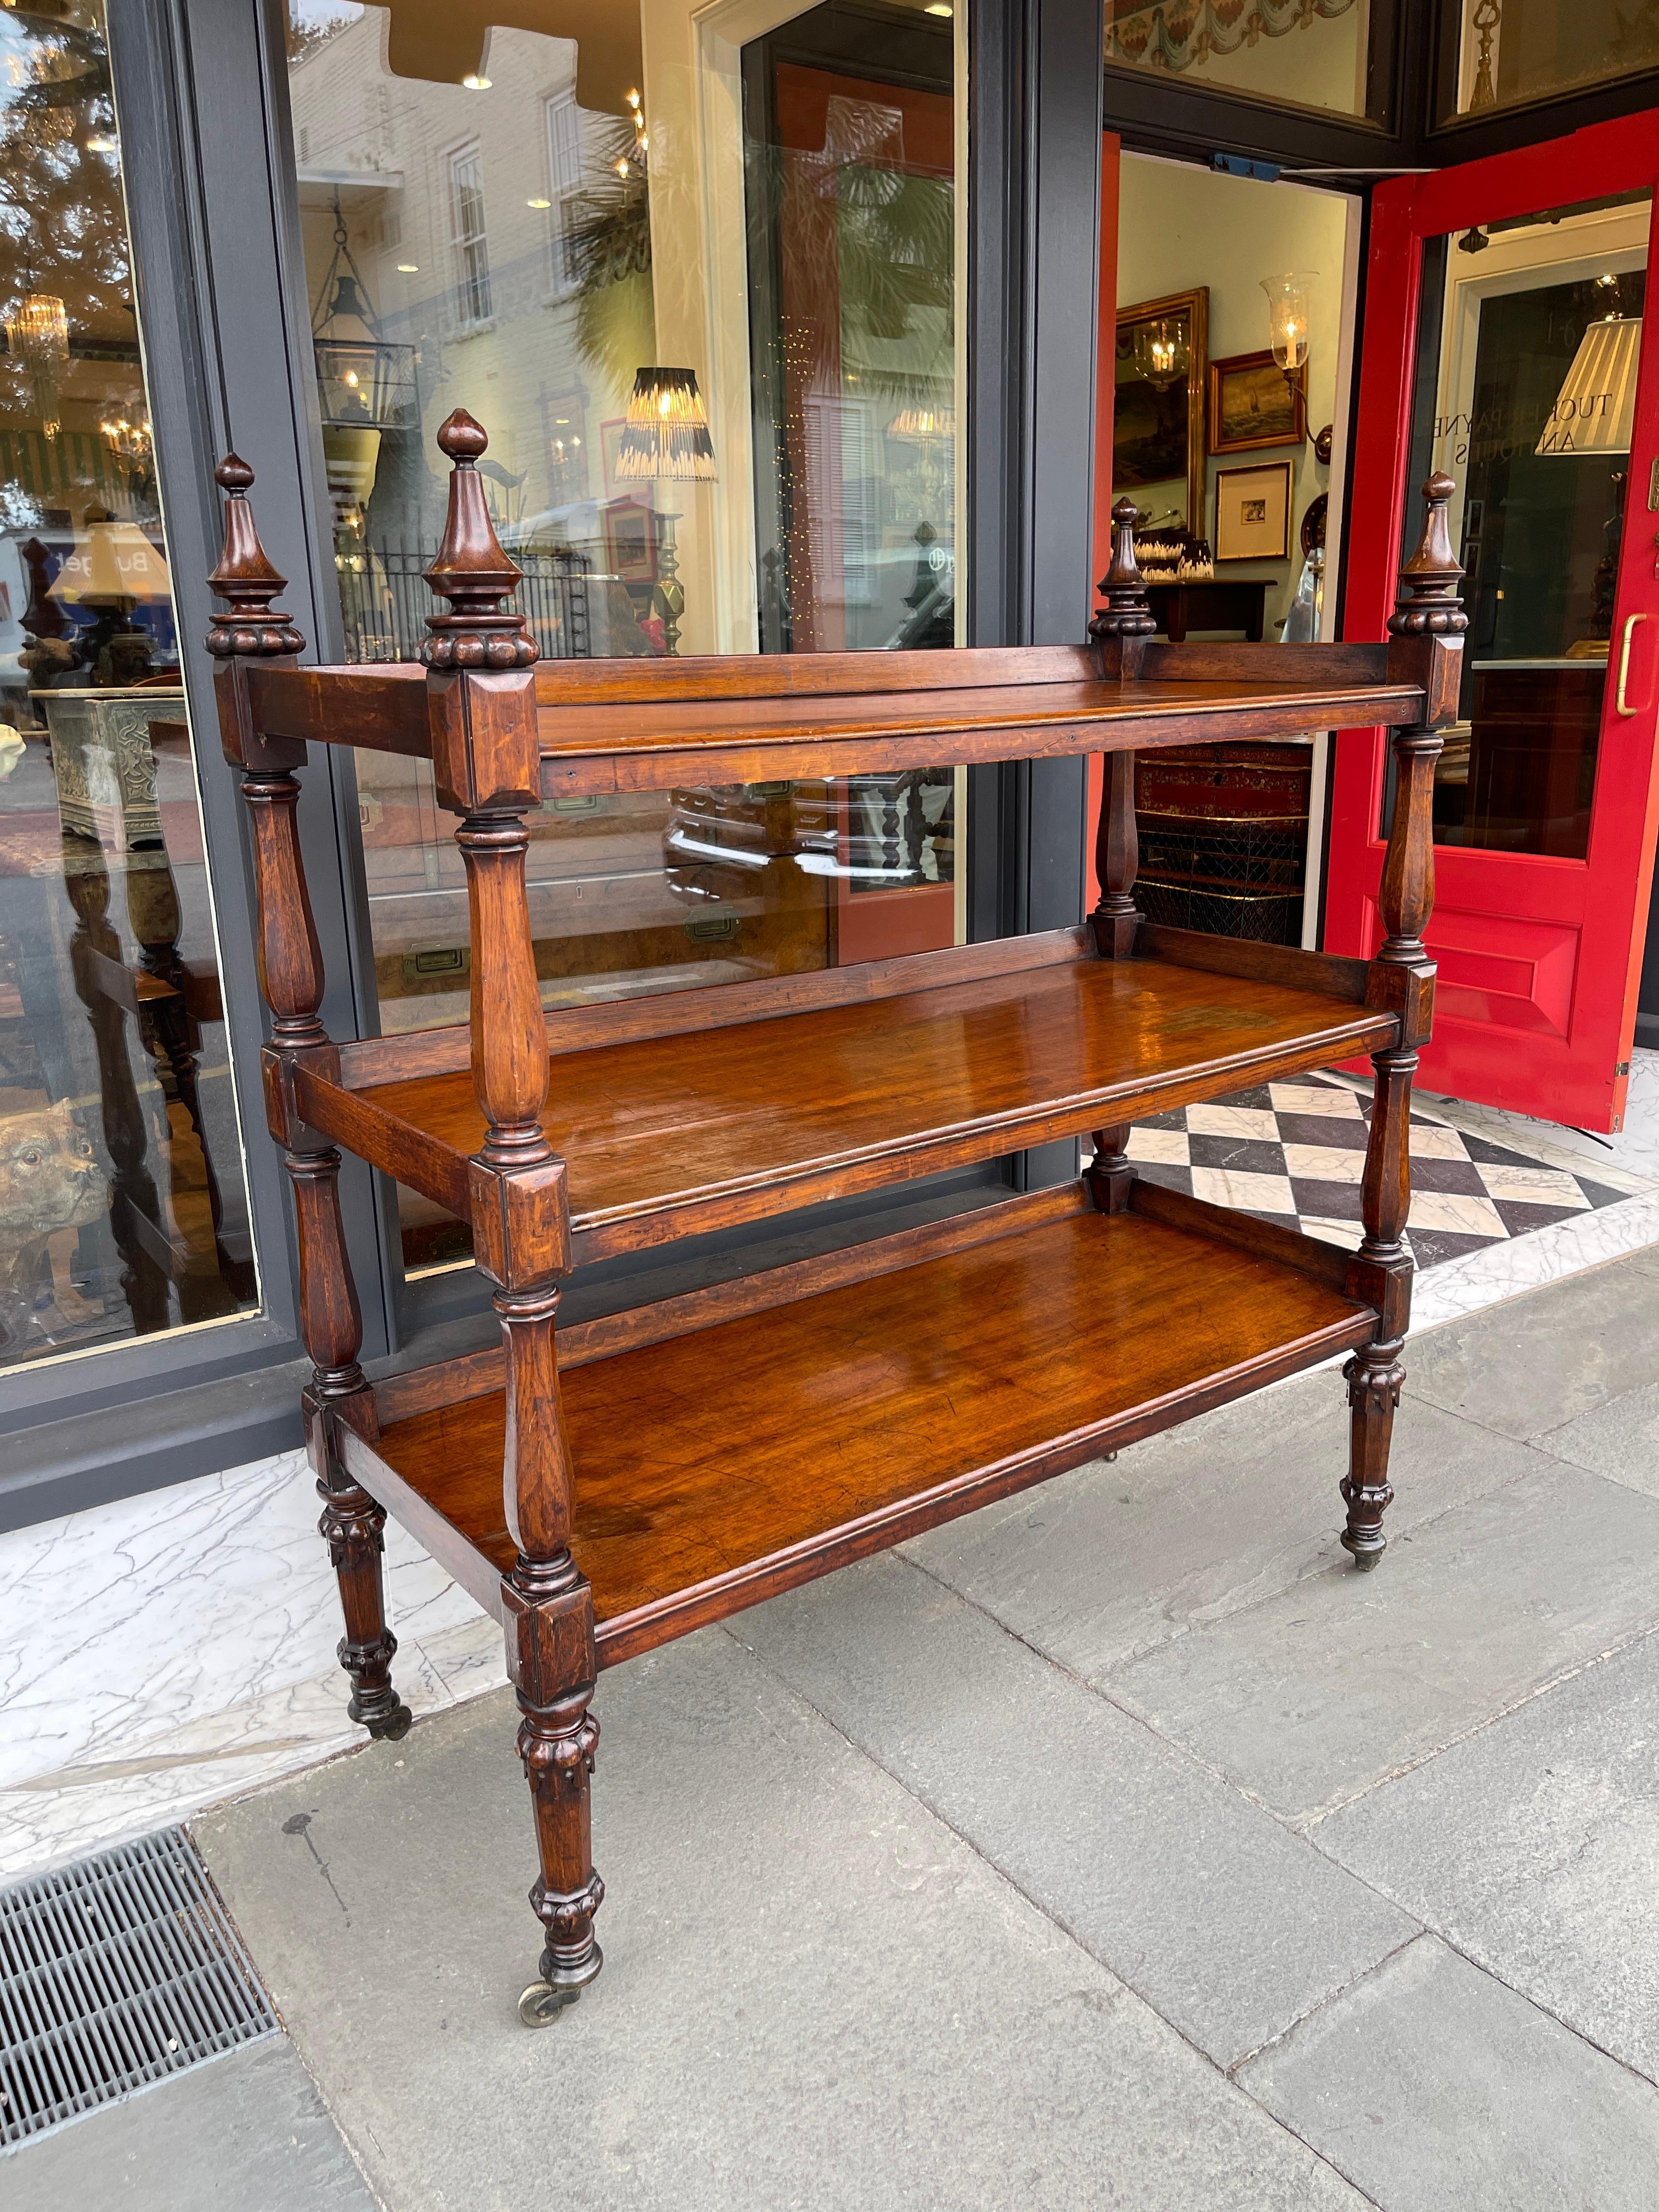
xmin=1 ymin=0 xmax=1656 ymax=1527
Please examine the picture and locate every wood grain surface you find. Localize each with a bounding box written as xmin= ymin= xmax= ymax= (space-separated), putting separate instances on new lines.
xmin=371 ymin=1204 xmax=1373 ymax=1661
xmin=342 ymin=951 xmax=1394 ymax=1253
xmin=533 ymin=676 xmax=1424 ymax=796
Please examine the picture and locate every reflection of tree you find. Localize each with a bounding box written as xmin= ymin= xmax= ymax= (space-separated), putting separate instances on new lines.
xmin=0 ymin=16 xmax=129 ymax=393
xmin=563 ymin=114 xmax=653 ymax=391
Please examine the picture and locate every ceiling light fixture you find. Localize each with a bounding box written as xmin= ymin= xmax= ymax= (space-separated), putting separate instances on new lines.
xmin=461 ymin=72 xmax=491 ymax=91
xmin=527 ymin=196 xmax=551 ymax=209
xmin=397 ymin=262 xmax=419 ymax=273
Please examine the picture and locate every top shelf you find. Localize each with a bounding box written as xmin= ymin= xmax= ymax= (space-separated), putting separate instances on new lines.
xmin=242 ymin=639 xmax=1429 ymax=798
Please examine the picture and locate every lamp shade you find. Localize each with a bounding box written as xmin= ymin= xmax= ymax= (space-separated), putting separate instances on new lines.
xmin=1537 ymin=317 xmax=1641 ymax=456
xmin=887 ymin=405 xmax=956 ymax=440
xmin=49 ymin=517 xmax=173 ymax=605
xmin=614 ymin=367 xmax=716 ymax=483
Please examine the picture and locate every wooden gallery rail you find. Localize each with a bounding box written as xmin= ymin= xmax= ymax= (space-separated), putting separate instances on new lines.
xmin=208 ymin=412 xmax=1464 ymax=2024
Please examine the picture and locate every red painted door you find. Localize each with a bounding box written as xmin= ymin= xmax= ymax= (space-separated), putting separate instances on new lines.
xmin=1328 ymin=114 xmax=1659 ymax=1133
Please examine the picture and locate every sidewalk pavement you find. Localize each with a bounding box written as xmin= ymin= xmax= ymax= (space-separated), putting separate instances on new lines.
xmin=8 ymin=1242 xmax=1659 ymax=2210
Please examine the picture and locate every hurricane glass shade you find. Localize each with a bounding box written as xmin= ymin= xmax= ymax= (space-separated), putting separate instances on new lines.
xmin=1132 ymin=318 xmax=1188 ymax=392
xmin=1536 ymin=317 xmax=1641 ymax=456
xmin=615 ymin=366 xmax=716 ymax=483
xmin=1261 ymin=272 xmax=1316 ymax=377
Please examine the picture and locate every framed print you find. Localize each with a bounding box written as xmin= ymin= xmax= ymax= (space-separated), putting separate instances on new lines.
xmin=1113 ymin=287 xmax=1207 ymax=534
xmin=603 ymin=498 xmax=658 ymax=583
xmin=1214 ymin=461 xmax=1292 ymax=563
xmin=1207 ymin=350 xmax=1307 ymax=455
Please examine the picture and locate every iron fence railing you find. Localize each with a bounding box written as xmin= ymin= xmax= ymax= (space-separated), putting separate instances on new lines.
xmin=336 ymin=543 xmax=590 ymax=663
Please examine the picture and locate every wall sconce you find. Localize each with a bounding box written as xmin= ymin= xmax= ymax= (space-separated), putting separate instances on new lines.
xmin=1261 ymin=272 xmax=1316 ymax=390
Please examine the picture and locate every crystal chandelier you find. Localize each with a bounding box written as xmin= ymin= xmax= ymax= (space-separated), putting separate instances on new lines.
xmin=5 ymin=292 xmax=69 ymax=435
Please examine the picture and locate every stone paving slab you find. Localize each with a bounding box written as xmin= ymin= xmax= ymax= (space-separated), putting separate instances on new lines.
xmin=1239 ymin=1936 xmax=1659 ymax=2210
xmin=0 ymin=2037 xmax=377 ymax=2212
xmin=732 ymin=1552 xmax=1418 ymax=2069
xmin=1407 ymin=1249 xmax=1659 ymax=1441
xmin=1105 ymin=1461 xmax=1659 ymax=1822
xmin=904 ymin=1381 xmax=1545 ymax=1683
xmin=1533 ymin=1379 xmax=1659 ymax=1498
xmin=196 ymin=1631 xmax=1364 ymax=2212
xmin=1316 ymin=1629 xmax=1659 ymax=2085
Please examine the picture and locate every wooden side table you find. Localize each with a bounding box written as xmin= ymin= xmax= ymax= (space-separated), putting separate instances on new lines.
xmin=1146 ymin=579 xmax=1268 ymax=642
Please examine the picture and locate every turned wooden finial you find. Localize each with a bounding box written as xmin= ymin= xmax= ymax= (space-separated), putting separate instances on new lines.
xmin=1389 ymin=472 xmax=1467 ymax=637
xmin=1088 ymin=498 xmax=1156 ymax=640
xmin=422 ymin=410 xmax=537 ymax=670
xmin=206 ymin=455 xmax=305 ymax=658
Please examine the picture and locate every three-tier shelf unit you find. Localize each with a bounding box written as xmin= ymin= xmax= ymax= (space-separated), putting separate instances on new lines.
xmin=208 ymin=414 xmax=1464 ymax=2023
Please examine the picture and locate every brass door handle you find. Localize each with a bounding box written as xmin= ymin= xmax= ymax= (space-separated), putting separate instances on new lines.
xmin=1617 ymin=612 xmax=1649 ymax=717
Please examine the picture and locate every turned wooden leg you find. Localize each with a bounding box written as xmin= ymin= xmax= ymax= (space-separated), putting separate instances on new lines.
xmin=315 ymin=1452 xmax=412 ymax=1740
xmin=1341 ymin=1338 xmax=1403 ymax=1571
xmin=1341 ymin=1045 xmax=1417 ymax=1570
xmin=1085 ymin=1122 xmax=1134 ymax=1212
xmin=290 ymin=1146 xmax=413 ymax=1739
xmin=505 ymin=1557 xmax=603 ymax=2024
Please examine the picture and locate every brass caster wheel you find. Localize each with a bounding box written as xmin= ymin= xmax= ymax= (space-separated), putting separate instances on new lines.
xmin=518 ymin=1980 xmax=581 ymax=2028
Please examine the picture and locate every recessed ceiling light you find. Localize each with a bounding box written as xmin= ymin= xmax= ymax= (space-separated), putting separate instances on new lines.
xmin=86 ymin=132 xmax=117 ymax=152
xmin=397 ymin=262 xmax=419 ymax=273
xmin=924 ymin=3 xmax=952 ymax=15
xmin=461 ymin=72 xmax=491 ymax=90
xmin=527 ymin=196 xmax=551 ymax=209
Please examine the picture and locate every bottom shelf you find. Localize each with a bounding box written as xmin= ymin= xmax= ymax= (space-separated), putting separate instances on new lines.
xmin=357 ymin=1186 xmax=1378 ymax=1666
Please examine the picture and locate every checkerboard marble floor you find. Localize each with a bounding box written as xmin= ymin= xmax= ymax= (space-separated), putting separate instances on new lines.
xmin=1127 ymin=1073 xmax=1635 ymax=1269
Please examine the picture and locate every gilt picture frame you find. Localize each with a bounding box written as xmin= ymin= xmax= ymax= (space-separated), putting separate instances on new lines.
xmin=1214 ymin=461 xmax=1292 ymax=563
xmin=1208 ymin=349 xmax=1307 ymax=455
xmin=1113 ymin=287 xmax=1208 ymax=535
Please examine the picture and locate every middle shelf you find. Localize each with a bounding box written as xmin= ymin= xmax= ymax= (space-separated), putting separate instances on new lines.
xmin=295 ymin=927 xmax=1396 ymax=1261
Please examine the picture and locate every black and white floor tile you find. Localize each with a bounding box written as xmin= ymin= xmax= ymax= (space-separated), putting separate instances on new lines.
xmin=1127 ymin=1073 xmax=1634 ymax=1269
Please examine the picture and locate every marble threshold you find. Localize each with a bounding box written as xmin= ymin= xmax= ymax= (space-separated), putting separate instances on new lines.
xmin=2 ymin=1060 xmax=1657 ymax=1888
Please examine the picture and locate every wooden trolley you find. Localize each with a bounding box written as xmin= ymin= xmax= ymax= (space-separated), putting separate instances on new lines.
xmin=207 ymin=413 xmax=1464 ymax=2022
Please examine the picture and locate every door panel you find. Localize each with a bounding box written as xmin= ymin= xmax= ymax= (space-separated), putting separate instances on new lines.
xmin=1329 ymin=114 xmax=1659 ymax=1132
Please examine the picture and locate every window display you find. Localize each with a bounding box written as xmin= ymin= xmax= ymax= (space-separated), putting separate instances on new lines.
xmin=0 ymin=1 xmax=256 ymax=1368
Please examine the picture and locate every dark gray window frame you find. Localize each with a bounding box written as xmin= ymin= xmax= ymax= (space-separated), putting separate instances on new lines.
xmin=1 ymin=0 xmax=1109 ymax=1530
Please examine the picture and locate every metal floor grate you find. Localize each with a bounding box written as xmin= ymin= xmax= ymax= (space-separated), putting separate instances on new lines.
xmin=0 ymin=1827 xmax=276 ymax=2147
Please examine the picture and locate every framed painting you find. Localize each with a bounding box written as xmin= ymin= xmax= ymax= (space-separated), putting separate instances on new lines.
xmin=1112 ymin=287 xmax=1207 ymax=534
xmin=1208 ymin=349 xmax=1307 ymax=455
xmin=1214 ymin=461 xmax=1292 ymax=563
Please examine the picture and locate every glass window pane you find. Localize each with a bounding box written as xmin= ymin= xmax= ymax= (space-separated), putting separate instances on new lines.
xmin=0 ymin=2 xmax=258 ymax=1368
xmin=1442 ymin=1 xmax=1659 ymax=122
xmin=1421 ymin=198 xmax=1649 ymax=857
xmin=1105 ymin=0 xmax=1375 ymax=120
xmin=284 ymin=0 xmax=965 ymax=1273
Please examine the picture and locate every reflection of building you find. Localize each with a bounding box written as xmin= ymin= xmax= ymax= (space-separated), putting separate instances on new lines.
xmin=289 ymin=17 xmax=638 ymax=599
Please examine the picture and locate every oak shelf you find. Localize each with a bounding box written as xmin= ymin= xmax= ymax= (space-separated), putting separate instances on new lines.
xmin=348 ymin=1187 xmax=1376 ymax=1665
xmin=295 ymin=927 xmax=1394 ymax=1255
xmin=207 ymin=425 xmax=1465 ymax=2017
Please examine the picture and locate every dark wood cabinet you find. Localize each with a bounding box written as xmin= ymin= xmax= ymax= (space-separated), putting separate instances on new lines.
xmin=209 ymin=441 xmax=1464 ymax=2024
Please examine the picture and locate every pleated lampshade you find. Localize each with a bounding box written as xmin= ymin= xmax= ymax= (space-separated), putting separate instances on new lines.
xmin=615 ymin=367 xmax=716 ymax=483
xmin=1536 ymin=317 xmax=1642 ymax=456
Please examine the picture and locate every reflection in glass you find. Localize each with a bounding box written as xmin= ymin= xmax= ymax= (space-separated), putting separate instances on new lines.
xmin=0 ymin=2 xmax=256 ymax=1367
xmin=1429 ymin=227 xmax=1647 ymax=858
xmin=1105 ymin=0 xmax=1373 ymax=120
xmin=1444 ymin=0 xmax=1659 ymax=121
xmin=286 ymin=0 xmax=963 ymax=1269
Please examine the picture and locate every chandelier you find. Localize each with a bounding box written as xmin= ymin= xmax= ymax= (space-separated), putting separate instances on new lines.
xmin=5 ymin=292 xmax=69 ymax=435
xmin=99 ymin=412 xmax=153 ymax=468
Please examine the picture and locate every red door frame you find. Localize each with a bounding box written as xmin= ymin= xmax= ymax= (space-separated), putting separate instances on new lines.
xmin=1328 ymin=111 xmax=1659 ymax=1133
